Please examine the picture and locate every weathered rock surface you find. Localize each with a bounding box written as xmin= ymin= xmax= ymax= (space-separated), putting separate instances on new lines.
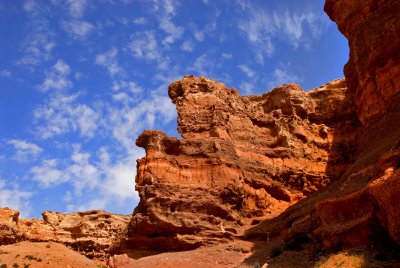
xmin=246 ymin=0 xmax=400 ymax=253
xmin=325 ymin=0 xmax=400 ymax=124
xmin=0 ymin=208 xmax=129 ymax=260
xmin=124 ymin=76 xmax=360 ymax=251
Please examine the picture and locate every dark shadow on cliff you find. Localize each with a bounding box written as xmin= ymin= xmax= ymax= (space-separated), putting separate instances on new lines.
xmin=239 ymin=93 xmax=400 ymax=267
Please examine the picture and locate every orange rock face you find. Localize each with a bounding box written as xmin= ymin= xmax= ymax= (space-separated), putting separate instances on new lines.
xmin=246 ymin=0 xmax=400 ymax=252
xmin=0 ymin=208 xmax=129 ymax=260
xmin=325 ymin=0 xmax=400 ymax=124
xmin=125 ymin=76 xmax=360 ymax=251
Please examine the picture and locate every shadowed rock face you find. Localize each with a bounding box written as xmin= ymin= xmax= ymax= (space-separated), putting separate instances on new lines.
xmin=0 ymin=208 xmax=130 ymax=260
xmin=125 ymin=76 xmax=360 ymax=251
xmin=325 ymin=0 xmax=400 ymax=124
xmin=245 ymin=0 xmax=400 ymax=252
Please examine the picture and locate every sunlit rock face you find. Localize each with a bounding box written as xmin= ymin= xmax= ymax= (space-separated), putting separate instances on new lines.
xmin=0 ymin=208 xmax=130 ymax=260
xmin=325 ymin=0 xmax=400 ymax=124
xmin=124 ymin=0 xmax=400 ymax=253
xmin=125 ymin=75 xmax=360 ymax=251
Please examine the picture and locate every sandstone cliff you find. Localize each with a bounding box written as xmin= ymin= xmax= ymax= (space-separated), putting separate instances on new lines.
xmin=325 ymin=0 xmax=400 ymax=124
xmin=0 ymin=207 xmax=129 ymax=260
xmin=124 ymin=0 xmax=400 ymax=256
xmin=124 ymin=76 xmax=360 ymax=251
xmin=246 ymin=0 xmax=400 ymax=252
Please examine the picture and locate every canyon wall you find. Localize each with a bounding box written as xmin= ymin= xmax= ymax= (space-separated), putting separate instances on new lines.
xmin=124 ymin=76 xmax=360 ymax=251
xmin=0 ymin=208 xmax=129 ymax=260
xmin=325 ymin=0 xmax=400 ymax=124
xmin=125 ymin=0 xmax=400 ymax=253
xmin=246 ymin=0 xmax=400 ymax=251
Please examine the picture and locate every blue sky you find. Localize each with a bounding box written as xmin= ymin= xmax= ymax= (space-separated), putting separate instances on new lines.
xmin=0 ymin=0 xmax=348 ymax=218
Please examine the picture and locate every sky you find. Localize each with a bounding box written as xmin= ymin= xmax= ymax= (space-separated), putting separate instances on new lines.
xmin=0 ymin=0 xmax=348 ymax=218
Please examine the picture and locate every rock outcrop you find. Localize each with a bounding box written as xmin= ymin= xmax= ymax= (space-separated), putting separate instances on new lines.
xmin=124 ymin=76 xmax=360 ymax=251
xmin=246 ymin=0 xmax=400 ymax=253
xmin=125 ymin=0 xmax=400 ymax=254
xmin=0 ymin=208 xmax=130 ymax=260
xmin=325 ymin=0 xmax=400 ymax=124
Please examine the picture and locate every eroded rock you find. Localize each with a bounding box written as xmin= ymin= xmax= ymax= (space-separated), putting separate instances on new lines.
xmin=124 ymin=76 xmax=360 ymax=251
xmin=0 ymin=208 xmax=130 ymax=260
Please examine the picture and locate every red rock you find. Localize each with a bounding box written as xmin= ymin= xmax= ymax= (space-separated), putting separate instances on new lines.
xmin=325 ymin=0 xmax=400 ymax=124
xmin=246 ymin=0 xmax=400 ymax=252
xmin=0 ymin=208 xmax=130 ymax=261
xmin=123 ymin=76 xmax=360 ymax=251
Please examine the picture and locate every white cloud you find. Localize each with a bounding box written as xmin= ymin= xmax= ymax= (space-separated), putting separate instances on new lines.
xmin=8 ymin=139 xmax=43 ymax=163
xmin=222 ymin=53 xmax=232 ymax=59
xmin=239 ymin=81 xmax=254 ymax=95
xmin=128 ymin=31 xmax=160 ymax=62
xmin=31 ymin=159 xmax=67 ymax=187
xmin=23 ymin=0 xmax=37 ymax=12
xmin=31 ymin=145 xmax=139 ymax=213
xmin=272 ymin=10 xmax=318 ymax=48
xmin=34 ymin=93 xmax=99 ymax=139
xmin=133 ymin=17 xmax=147 ymax=25
xmin=268 ymin=64 xmax=303 ymax=89
xmin=109 ymin=94 xmax=176 ymax=150
xmin=0 ymin=180 xmax=32 ymax=217
xmin=180 ymin=40 xmax=194 ymax=52
xmin=38 ymin=59 xmax=72 ymax=91
xmin=66 ymin=0 xmax=88 ymax=18
xmin=95 ymin=48 xmax=124 ymax=77
xmin=150 ymin=0 xmax=178 ymax=16
xmin=18 ymin=3 xmax=56 ymax=67
xmin=0 ymin=70 xmax=12 ymax=77
xmin=31 ymin=145 xmax=99 ymax=194
xmin=239 ymin=6 xmax=326 ymax=63
xmin=159 ymin=16 xmax=183 ymax=45
xmin=62 ymin=19 xmax=94 ymax=39
xmin=238 ymin=64 xmax=256 ymax=78
xmin=193 ymin=30 xmax=205 ymax=42
xmin=17 ymin=32 xmax=56 ymax=66
xmin=188 ymin=53 xmax=216 ymax=77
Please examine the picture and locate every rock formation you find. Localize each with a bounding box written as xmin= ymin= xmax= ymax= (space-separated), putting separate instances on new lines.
xmin=124 ymin=76 xmax=360 ymax=251
xmin=2 ymin=0 xmax=399 ymax=265
xmin=325 ymin=0 xmax=400 ymax=124
xmin=0 ymin=208 xmax=129 ymax=260
xmin=124 ymin=0 xmax=400 ymax=255
xmin=246 ymin=0 xmax=400 ymax=253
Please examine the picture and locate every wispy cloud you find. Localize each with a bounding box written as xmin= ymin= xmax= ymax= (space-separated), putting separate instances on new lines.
xmin=128 ymin=31 xmax=160 ymax=62
xmin=8 ymin=139 xmax=43 ymax=163
xmin=31 ymin=159 xmax=68 ymax=187
xmin=238 ymin=5 xmax=327 ymax=63
xmin=95 ymin=48 xmax=124 ymax=77
xmin=268 ymin=64 xmax=303 ymax=89
xmin=180 ymin=40 xmax=194 ymax=52
xmin=66 ymin=0 xmax=88 ymax=18
xmin=33 ymin=93 xmax=99 ymax=139
xmin=31 ymin=145 xmax=99 ymax=193
xmin=38 ymin=59 xmax=72 ymax=91
xmin=0 ymin=179 xmax=32 ymax=217
xmin=31 ymin=145 xmax=139 ymax=212
xmin=62 ymin=19 xmax=94 ymax=39
xmin=133 ymin=17 xmax=147 ymax=25
xmin=159 ymin=16 xmax=183 ymax=45
xmin=238 ymin=64 xmax=256 ymax=78
xmin=18 ymin=2 xmax=55 ymax=67
xmin=0 ymin=70 xmax=11 ymax=77
xmin=17 ymin=32 xmax=56 ymax=66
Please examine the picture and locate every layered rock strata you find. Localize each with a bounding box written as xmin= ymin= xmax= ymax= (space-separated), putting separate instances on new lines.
xmin=325 ymin=0 xmax=400 ymax=123
xmin=0 ymin=208 xmax=129 ymax=260
xmin=125 ymin=76 xmax=360 ymax=251
xmin=246 ymin=0 xmax=400 ymax=252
